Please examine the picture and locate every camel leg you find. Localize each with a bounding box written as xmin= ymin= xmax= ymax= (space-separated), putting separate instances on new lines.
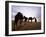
xmin=35 ymin=18 xmax=37 ymax=22
xmin=28 ymin=19 xmax=29 ymax=22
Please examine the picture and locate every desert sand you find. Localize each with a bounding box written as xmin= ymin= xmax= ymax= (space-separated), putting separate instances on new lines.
xmin=12 ymin=21 xmax=41 ymax=31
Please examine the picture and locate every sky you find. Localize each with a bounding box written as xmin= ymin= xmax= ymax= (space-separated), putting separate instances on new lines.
xmin=11 ymin=5 xmax=41 ymax=22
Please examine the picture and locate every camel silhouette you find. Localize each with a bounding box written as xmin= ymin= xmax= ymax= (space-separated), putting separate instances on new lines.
xmin=23 ymin=16 xmax=28 ymax=22
xmin=14 ymin=12 xmax=23 ymax=25
xmin=13 ymin=12 xmax=23 ymax=30
xmin=28 ymin=17 xmax=37 ymax=22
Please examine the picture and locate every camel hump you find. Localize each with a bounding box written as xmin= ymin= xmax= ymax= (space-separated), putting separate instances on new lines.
xmin=29 ymin=17 xmax=32 ymax=20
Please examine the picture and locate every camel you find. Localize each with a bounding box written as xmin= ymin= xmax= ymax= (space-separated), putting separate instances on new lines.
xmin=23 ymin=16 xmax=28 ymax=22
xmin=14 ymin=12 xmax=23 ymax=25
xmin=14 ymin=12 xmax=23 ymax=30
xmin=28 ymin=17 xmax=37 ymax=22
